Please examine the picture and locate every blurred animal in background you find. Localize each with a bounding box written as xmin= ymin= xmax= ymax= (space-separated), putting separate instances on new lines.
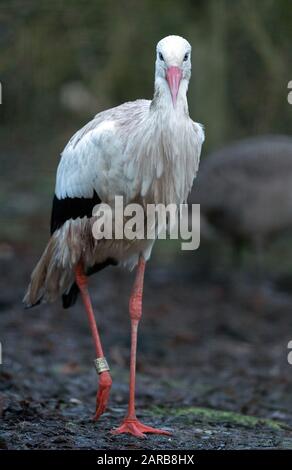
xmin=190 ymin=135 xmax=292 ymax=272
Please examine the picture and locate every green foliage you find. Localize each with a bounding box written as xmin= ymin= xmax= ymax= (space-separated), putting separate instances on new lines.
xmin=150 ymin=405 xmax=290 ymax=431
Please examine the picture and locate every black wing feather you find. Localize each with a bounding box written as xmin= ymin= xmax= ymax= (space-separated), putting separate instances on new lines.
xmin=50 ymin=191 xmax=101 ymax=234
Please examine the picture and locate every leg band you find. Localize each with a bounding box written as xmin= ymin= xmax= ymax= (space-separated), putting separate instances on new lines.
xmin=94 ymin=357 xmax=110 ymax=374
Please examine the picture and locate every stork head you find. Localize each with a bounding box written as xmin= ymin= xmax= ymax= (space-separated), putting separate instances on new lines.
xmin=155 ymin=35 xmax=192 ymax=107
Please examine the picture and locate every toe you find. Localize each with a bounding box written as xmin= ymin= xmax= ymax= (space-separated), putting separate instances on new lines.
xmin=111 ymin=419 xmax=170 ymax=437
xmin=111 ymin=423 xmax=146 ymax=438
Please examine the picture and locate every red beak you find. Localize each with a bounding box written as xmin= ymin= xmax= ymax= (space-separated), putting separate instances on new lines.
xmin=166 ymin=66 xmax=182 ymax=107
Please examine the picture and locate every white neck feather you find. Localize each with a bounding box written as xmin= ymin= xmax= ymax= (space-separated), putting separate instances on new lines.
xmin=151 ymin=76 xmax=189 ymax=117
xmin=127 ymin=75 xmax=199 ymax=206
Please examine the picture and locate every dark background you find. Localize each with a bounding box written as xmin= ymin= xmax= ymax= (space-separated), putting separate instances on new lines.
xmin=1 ymin=0 xmax=292 ymax=450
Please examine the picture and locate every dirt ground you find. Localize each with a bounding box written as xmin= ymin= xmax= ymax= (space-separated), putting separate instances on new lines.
xmin=1 ymin=251 xmax=292 ymax=450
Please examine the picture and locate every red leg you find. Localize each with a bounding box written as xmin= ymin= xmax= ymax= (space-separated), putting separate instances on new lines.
xmin=75 ymin=262 xmax=112 ymax=420
xmin=111 ymin=256 xmax=171 ymax=438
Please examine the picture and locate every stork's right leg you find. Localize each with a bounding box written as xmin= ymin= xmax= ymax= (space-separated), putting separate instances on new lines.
xmin=75 ymin=262 xmax=112 ymax=420
xmin=111 ymin=256 xmax=171 ymax=437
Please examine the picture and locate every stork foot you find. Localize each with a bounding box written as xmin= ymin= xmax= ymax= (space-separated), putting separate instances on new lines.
xmin=111 ymin=418 xmax=171 ymax=438
xmin=93 ymin=371 xmax=112 ymax=420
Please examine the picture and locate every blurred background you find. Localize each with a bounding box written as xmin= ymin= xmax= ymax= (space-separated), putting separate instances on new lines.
xmin=1 ymin=0 xmax=292 ymax=450
xmin=1 ymin=0 xmax=292 ymax=262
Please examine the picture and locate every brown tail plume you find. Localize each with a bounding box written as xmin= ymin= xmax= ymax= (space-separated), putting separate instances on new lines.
xmin=23 ymin=236 xmax=71 ymax=307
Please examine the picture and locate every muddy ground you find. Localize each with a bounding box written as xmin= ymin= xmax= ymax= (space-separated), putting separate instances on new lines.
xmin=1 ymin=251 xmax=292 ymax=450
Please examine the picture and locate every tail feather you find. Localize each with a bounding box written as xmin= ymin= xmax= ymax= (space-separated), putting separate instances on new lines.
xmin=62 ymin=282 xmax=79 ymax=309
xmin=23 ymin=238 xmax=56 ymax=307
xmin=23 ymin=236 xmax=73 ymax=308
xmin=23 ymin=220 xmax=118 ymax=309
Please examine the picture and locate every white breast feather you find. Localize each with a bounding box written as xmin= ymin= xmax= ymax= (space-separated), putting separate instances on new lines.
xmin=55 ymin=100 xmax=204 ymax=209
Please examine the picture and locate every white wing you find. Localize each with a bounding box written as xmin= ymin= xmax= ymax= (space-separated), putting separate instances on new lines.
xmin=55 ymin=120 xmax=124 ymax=201
xmin=55 ymin=100 xmax=150 ymax=202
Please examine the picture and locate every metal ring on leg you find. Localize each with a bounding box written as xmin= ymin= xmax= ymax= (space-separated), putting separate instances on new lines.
xmin=94 ymin=357 xmax=110 ymax=374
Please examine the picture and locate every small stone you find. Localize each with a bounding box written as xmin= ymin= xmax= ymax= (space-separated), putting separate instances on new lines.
xmin=69 ymin=398 xmax=82 ymax=405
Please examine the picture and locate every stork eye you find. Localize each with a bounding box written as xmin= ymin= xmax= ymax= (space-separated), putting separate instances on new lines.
xmin=183 ymin=53 xmax=189 ymax=62
xmin=159 ymin=52 xmax=164 ymax=61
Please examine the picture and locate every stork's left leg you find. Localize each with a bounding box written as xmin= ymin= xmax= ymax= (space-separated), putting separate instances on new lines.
xmin=75 ymin=262 xmax=112 ymax=420
xmin=111 ymin=255 xmax=171 ymax=438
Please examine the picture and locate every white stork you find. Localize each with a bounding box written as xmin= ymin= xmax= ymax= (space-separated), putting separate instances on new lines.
xmin=24 ymin=35 xmax=204 ymax=437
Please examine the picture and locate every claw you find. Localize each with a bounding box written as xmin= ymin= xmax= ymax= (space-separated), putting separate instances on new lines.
xmin=111 ymin=418 xmax=171 ymax=438
xmin=93 ymin=370 xmax=112 ymax=420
